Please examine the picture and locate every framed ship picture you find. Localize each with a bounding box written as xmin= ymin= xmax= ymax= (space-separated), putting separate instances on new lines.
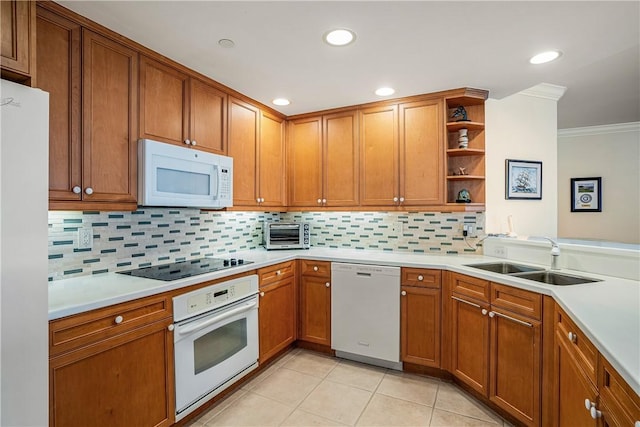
xmin=571 ymin=177 xmax=602 ymax=212
xmin=505 ymin=159 xmax=542 ymax=200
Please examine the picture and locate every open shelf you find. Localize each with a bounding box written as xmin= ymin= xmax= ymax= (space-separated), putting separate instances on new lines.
xmin=447 ymin=148 xmax=485 ymax=157
xmin=446 ymin=121 xmax=485 ymax=132
xmin=446 ymin=175 xmax=485 ymax=181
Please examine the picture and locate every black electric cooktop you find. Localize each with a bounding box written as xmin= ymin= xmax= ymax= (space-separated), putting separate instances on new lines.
xmin=117 ymin=257 xmax=252 ymax=281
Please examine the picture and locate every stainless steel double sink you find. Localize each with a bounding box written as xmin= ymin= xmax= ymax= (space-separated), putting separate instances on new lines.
xmin=465 ymin=262 xmax=601 ymax=285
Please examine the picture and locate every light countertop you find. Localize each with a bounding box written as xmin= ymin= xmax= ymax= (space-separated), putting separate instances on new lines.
xmin=48 ymin=248 xmax=640 ymax=395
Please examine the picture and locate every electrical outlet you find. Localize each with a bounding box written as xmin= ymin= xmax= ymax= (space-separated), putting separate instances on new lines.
xmin=392 ymin=222 xmax=403 ymax=235
xmin=493 ymin=246 xmax=507 ymax=257
xmin=78 ymin=228 xmax=93 ymax=250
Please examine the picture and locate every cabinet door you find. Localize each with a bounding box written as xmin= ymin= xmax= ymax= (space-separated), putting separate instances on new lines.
xmin=228 ymin=97 xmax=259 ymax=206
xmin=555 ymin=330 xmax=599 ymax=427
xmin=139 ymin=56 xmax=188 ymax=145
xmin=489 ymin=309 xmax=541 ymax=427
xmin=359 ymin=105 xmax=398 ymax=206
xmin=401 ymin=285 xmax=441 ymax=367
xmin=299 ymin=275 xmax=331 ymax=346
xmin=36 ymin=7 xmax=81 ymax=202
xmin=1 ymin=0 xmax=34 ymax=79
xmin=288 ymin=117 xmax=323 ymax=207
xmin=49 ymin=319 xmax=174 ymax=427
xmin=82 ymin=30 xmax=138 ymax=204
xmin=259 ymin=276 xmax=296 ymax=363
xmin=259 ymin=110 xmax=286 ymax=207
xmin=189 ymin=78 xmax=227 ymax=154
xmin=399 ymin=99 xmax=444 ymax=205
xmin=450 ymin=295 xmax=490 ymax=395
xmin=324 ymin=110 xmax=359 ymax=206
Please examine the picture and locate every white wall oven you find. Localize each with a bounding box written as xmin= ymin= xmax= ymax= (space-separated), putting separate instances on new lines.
xmin=173 ymin=275 xmax=259 ymax=420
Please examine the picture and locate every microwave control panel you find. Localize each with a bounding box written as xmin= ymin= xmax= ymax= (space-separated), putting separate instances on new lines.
xmin=219 ymin=168 xmax=231 ymax=199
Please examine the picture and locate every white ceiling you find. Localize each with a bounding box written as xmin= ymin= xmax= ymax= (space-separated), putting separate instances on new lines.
xmin=59 ymin=1 xmax=640 ymax=129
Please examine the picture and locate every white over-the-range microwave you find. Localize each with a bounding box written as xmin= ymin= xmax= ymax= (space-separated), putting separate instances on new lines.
xmin=138 ymin=139 xmax=233 ymax=209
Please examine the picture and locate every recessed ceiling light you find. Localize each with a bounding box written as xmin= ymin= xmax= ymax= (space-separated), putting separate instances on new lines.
xmin=375 ymin=87 xmax=395 ymax=96
xmin=272 ymin=98 xmax=290 ymax=106
xmin=323 ymin=29 xmax=356 ymax=46
xmin=529 ymin=50 xmax=562 ymax=64
xmin=218 ymin=39 xmax=235 ymax=48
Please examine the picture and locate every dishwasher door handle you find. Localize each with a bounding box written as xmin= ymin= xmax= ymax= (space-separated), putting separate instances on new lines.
xmin=356 ymin=272 xmax=372 ymax=277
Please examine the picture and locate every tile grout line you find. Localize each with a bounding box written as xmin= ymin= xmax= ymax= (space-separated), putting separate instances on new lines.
xmin=351 ymin=365 xmax=389 ymax=426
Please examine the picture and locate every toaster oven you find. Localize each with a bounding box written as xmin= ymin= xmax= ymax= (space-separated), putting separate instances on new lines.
xmin=263 ymin=222 xmax=310 ymax=250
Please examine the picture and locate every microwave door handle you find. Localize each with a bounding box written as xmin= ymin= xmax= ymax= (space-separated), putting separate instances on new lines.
xmin=215 ymin=165 xmax=221 ymax=201
xmin=272 ymin=225 xmax=299 ymax=229
xmin=177 ymin=300 xmax=257 ymax=336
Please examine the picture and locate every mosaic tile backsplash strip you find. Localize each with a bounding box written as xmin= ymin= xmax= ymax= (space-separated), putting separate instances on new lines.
xmin=48 ymin=210 xmax=484 ymax=281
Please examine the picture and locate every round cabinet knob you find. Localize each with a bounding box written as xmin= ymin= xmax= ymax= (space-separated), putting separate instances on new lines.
xmin=313 ymin=266 xmax=319 ymax=272
xmin=256 ymin=198 xmax=261 ymax=203
xmin=481 ymin=309 xmax=488 ymax=316
xmin=401 ymin=290 xmax=407 ymax=296
xmin=393 ymin=197 xmax=399 ymax=202
xmin=634 ymin=421 xmax=640 ymax=427
xmin=260 ymin=291 xmax=265 ymax=297
xmin=488 ymin=311 xmax=495 ymax=318
xmin=85 ymin=187 xmax=93 ymax=195
xmin=261 ymin=198 xmax=265 ymax=203
xmin=399 ymin=197 xmax=405 ymax=203
xmin=114 ymin=315 xmax=123 ymax=324
xmin=322 ymin=199 xmax=327 ymax=204
xmin=167 ymin=324 xmax=174 ymax=332
xmin=184 ymin=139 xmax=191 ymax=145
xmin=585 ymin=399 xmax=593 ymax=411
xmin=317 ymin=199 xmax=322 ymax=204
xmin=276 ymin=270 xmax=281 ymax=276
xmin=590 ymin=406 xmax=602 ymax=419
xmin=72 ymin=186 xmax=81 ymax=194
xmin=568 ymin=332 xmax=577 ymax=343
xmin=417 ymin=275 xmax=424 ymax=281
xmin=191 ymin=140 xmax=197 ymax=146
xmin=325 ymin=282 xmax=330 ymax=288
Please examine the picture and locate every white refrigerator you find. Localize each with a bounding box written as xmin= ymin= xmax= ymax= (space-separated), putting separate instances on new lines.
xmin=0 ymin=79 xmax=49 ymax=426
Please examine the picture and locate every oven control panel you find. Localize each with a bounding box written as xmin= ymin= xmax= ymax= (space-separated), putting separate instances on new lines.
xmin=173 ymin=274 xmax=258 ymax=322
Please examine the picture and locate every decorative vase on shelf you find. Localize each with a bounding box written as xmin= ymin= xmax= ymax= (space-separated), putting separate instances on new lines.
xmin=458 ymin=128 xmax=469 ymax=149
xmin=456 ymin=188 xmax=471 ymax=203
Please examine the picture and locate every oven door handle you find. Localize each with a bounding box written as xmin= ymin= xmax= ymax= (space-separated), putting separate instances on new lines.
xmin=177 ymin=300 xmax=257 ymax=336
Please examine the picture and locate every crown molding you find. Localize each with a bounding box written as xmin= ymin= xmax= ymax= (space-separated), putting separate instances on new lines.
xmin=519 ymin=83 xmax=567 ymax=101
xmin=558 ymin=122 xmax=640 ymax=137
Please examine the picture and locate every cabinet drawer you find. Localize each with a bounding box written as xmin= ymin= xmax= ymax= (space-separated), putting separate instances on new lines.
xmin=300 ymin=260 xmax=331 ymax=277
xmin=449 ymin=272 xmax=489 ymax=303
xmin=50 ymin=294 xmax=172 ymax=357
xmin=599 ymin=355 xmax=640 ymax=427
xmin=555 ymin=304 xmax=598 ymax=385
xmin=258 ymin=261 xmax=295 ymax=286
xmin=401 ymin=268 xmax=441 ymax=288
xmin=490 ymin=282 xmax=541 ymax=321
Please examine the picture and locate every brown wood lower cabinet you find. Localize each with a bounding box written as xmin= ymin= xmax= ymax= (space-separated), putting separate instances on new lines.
xmin=400 ymin=268 xmax=441 ymax=367
xmin=258 ymin=262 xmax=296 ymax=364
xmin=447 ymin=273 xmax=542 ymax=427
xmin=49 ymin=317 xmax=174 ymax=427
xmin=298 ymin=260 xmax=331 ymax=346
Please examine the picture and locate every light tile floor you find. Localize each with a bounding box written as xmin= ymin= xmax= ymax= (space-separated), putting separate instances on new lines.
xmin=185 ymin=349 xmax=512 ymax=427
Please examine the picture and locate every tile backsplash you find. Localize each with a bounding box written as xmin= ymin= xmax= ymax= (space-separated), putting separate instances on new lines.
xmin=48 ymin=209 xmax=484 ymax=281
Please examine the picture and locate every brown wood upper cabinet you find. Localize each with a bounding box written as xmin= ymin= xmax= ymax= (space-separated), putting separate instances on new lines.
xmin=37 ymin=6 xmax=139 ymax=211
xmin=228 ymin=97 xmax=286 ymax=208
xmin=1 ymin=0 xmax=35 ymax=84
xmin=139 ymin=55 xmax=227 ymax=154
xmin=288 ymin=110 xmax=359 ymax=207
xmin=360 ymin=99 xmax=444 ymax=207
xmin=447 ymin=273 xmax=542 ymax=427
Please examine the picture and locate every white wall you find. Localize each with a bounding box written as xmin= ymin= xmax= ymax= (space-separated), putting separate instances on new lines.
xmin=1 ymin=80 xmax=49 ymax=426
xmin=485 ymin=84 xmax=565 ymax=237
xmin=558 ymin=123 xmax=640 ymax=244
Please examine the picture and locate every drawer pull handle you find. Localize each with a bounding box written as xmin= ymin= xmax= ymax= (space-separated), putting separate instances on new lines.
xmin=313 ymin=266 xmax=319 ymax=272
xmin=451 ymin=295 xmax=481 ymax=309
xmin=114 ymin=315 xmax=123 ymax=324
xmin=401 ymin=290 xmax=407 ymax=296
xmin=417 ymin=275 xmax=424 ymax=281
xmin=568 ymin=332 xmax=577 ymax=343
xmin=167 ymin=324 xmax=174 ymax=332
xmin=491 ymin=310 xmax=533 ymax=327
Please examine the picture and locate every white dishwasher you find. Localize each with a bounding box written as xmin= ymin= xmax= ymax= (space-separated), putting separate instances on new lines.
xmin=331 ymin=263 xmax=402 ymax=370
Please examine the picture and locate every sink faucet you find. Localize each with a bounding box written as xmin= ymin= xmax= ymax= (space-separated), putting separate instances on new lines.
xmin=539 ymin=237 xmax=561 ymax=270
